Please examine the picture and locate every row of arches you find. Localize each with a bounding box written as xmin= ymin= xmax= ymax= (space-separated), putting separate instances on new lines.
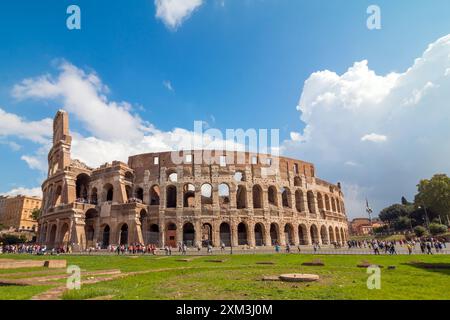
xmin=69 ymin=173 xmax=344 ymax=216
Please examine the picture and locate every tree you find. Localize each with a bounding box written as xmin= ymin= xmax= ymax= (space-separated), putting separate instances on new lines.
xmin=414 ymin=226 xmax=427 ymax=237
xmin=415 ymin=174 xmax=450 ymax=223
xmin=379 ymin=204 xmax=413 ymax=231
xmin=428 ymin=223 xmax=448 ymax=236
xmin=31 ymin=208 xmax=41 ymax=221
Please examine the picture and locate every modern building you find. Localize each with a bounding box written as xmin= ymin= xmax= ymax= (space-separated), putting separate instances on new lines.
xmin=37 ymin=110 xmax=349 ymax=250
xmin=0 ymin=195 xmax=41 ymax=232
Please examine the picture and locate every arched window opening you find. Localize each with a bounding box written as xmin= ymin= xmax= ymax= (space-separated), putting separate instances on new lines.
xmin=281 ymin=187 xmax=291 ymax=208
xmin=252 ymin=185 xmax=263 ymax=209
xmin=270 ymin=223 xmax=279 ymax=245
xmin=150 ymin=185 xmax=160 ymax=205
xmin=183 ymin=184 xmax=195 ymax=208
xmin=295 ymin=190 xmax=305 ymax=212
xmin=103 ymin=184 xmax=114 ymax=202
xmin=237 ymin=223 xmax=248 ymax=245
xmin=236 ymin=185 xmax=247 ymax=209
xmin=307 ymin=191 xmax=315 ymax=213
xmin=254 ymin=223 xmax=265 ymax=246
xmin=268 ymin=186 xmax=278 ymax=206
xmin=183 ymin=223 xmax=195 ymax=247
xmin=201 ymin=183 xmax=213 ymax=205
xmin=219 ymin=183 xmax=230 ymax=208
xmin=76 ymin=174 xmax=90 ymax=202
xmin=119 ymin=224 xmax=128 ymax=245
xmin=219 ymin=223 xmax=231 ymax=247
xmin=234 ymin=171 xmax=245 ymax=182
xmin=166 ymin=185 xmax=177 ymax=208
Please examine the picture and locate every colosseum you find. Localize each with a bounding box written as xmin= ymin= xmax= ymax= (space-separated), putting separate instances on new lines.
xmin=37 ymin=110 xmax=349 ymax=251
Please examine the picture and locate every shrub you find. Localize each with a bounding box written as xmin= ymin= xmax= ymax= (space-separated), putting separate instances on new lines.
xmin=428 ymin=223 xmax=448 ymax=236
xmin=414 ymin=226 xmax=427 ymax=237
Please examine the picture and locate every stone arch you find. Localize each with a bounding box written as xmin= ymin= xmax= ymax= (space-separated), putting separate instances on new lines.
xmin=75 ymin=173 xmax=90 ymax=201
xmin=167 ymin=169 xmax=178 ymax=183
xmin=85 ymin=224 xmax=95 ymax=246
xmin=183 ymin=222 xmax=195 ymax=247
xmin=325 ymin=194 xmax=330 ymax=211
xmin=234 ymin=171 xmax=245 ymax=182
xmin=252 ymin=185 xmax=263 ymax=209
xmin=310 ymin=224 xmax=319 ymax=244
xmin=201 ymin=183 xmax=213 ymax=205
xmin=166 ymin=185 xmax=177 ymax=208
xmin=117 ymin=223 xmax=129 ymax=245
xmin=268 ymin=186 xmax=278 ymax=206
xmin=320 ymin=225 xmax=329 ymax=245
xmin=295 ymin=190 xmax=305 ymax=212
xmin=219 ymin=222 xmax=231 ymax=247
xmin=254 ymin=223 xmax=265 ymax=246
xmin=236 ymin=185 xmax=247 ymax=209
xmin=124 ymin=171 xmax=134 ymax=182
xmin=53 ymin=186 xmax=62 ymax=206
xmin=201 ymin=223 xmax=213 ymax=246
xmin=183 ymin=183 xmax=195 ymax=208
xmin=103 ymin=183 xmax=114 ymax=202
xmin=218 ymin=183 xmax=230 ymax=208
xmin=331 ymin=197 xmax=337 ymax=212
xmin=328 ymin=226 xmax=335 ymax=243
xmin=307 ymin=191 xmax=316 ymax=213
xmin=336 ymin=200 xmax=341 ymax=213
xmin=335 ymin=227 xmax=341 ymax=243
xmin=165 ymin=222 xmax=177 ymax=247
xmin=281 ymin=187 xmax=291 ymax=208
xmin=284 ymin=223 xmax=294 ymax=245
xmin=58 ymin=223 xmax=70 ymax=246
xmin=49 ymin=224 xmax=57 ymax=246
xmin=85 ymin=208 xmax=98 ymax=245
xmin=101 ymin=225 xmax=110 ymax=248
xmin=135 ymin=187 xmax=144 ymax=201
xmin=294 ymin=176 xmax=302 ymax=187
xmin=237 ymin=222 xmax=248 ymax=245
xmin=119 ymin=223 xmax=129 ymax=245
xmin=317 ymin=193 xmax=324 ymax=210
xmin=150 ymin=185 xmax=160 ymax=205
xmin=125 ymin=185 xmax=132 ymax=201
xmin=340 ymin=228 xmax=345 ymax=243
xmin=90 ymin=187 xmax=98 ymax=204
xmin=270 ymin=223 xmax=280 ymax=245
xmin=298 ymin=224 xmax=308 ymax=245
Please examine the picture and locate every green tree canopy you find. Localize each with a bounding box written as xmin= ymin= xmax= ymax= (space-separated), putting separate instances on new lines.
xmin=414 ymin=174 xmax=450 ymax=223
xmin=31 ymin=208 xmax=41 ymax=221
xmin=379 ymin=204 xmax=412 ymax=224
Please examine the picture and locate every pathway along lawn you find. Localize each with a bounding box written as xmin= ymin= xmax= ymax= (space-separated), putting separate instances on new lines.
xmin=1 ymin=254 xmax=449 ymax=300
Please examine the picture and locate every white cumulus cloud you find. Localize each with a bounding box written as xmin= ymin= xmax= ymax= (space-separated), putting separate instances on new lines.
xmin=283 ymin=34 xmax=450 ymax=218
xmin=1 ymin=187 xmax=42 ymax=198
xmin=155 ymin=0 xmax=203 ymax=30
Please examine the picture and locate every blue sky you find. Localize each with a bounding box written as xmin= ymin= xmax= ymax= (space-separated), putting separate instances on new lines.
xmin=1 ymin=0 xmax=450 ymax=218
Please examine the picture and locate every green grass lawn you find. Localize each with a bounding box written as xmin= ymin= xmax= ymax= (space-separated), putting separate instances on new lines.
xmin=1 ymin=253 xmax=450 ymax=300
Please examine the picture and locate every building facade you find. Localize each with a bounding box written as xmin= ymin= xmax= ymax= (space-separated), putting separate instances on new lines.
xmin=0 ymin=195 xmax=41 ymax=231
xmin=37 ymin=110 xmax=349 ymax=250
xmin=349 ymin=218 xmax=385 ymax=236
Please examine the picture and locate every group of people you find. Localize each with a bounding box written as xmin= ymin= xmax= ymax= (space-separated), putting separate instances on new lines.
xmin=0 ymin=243 xmax=72 ymax=255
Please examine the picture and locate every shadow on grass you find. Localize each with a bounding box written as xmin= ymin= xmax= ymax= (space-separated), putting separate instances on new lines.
xmin=404 ymin=261 xmax=450 ymax=276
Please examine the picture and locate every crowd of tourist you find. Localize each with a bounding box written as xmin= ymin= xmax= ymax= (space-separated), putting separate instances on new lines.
xmin=344 ymin=238 xmax=447 ymax=255
xmin=1 ymin=237 xmax=448 ymax=255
